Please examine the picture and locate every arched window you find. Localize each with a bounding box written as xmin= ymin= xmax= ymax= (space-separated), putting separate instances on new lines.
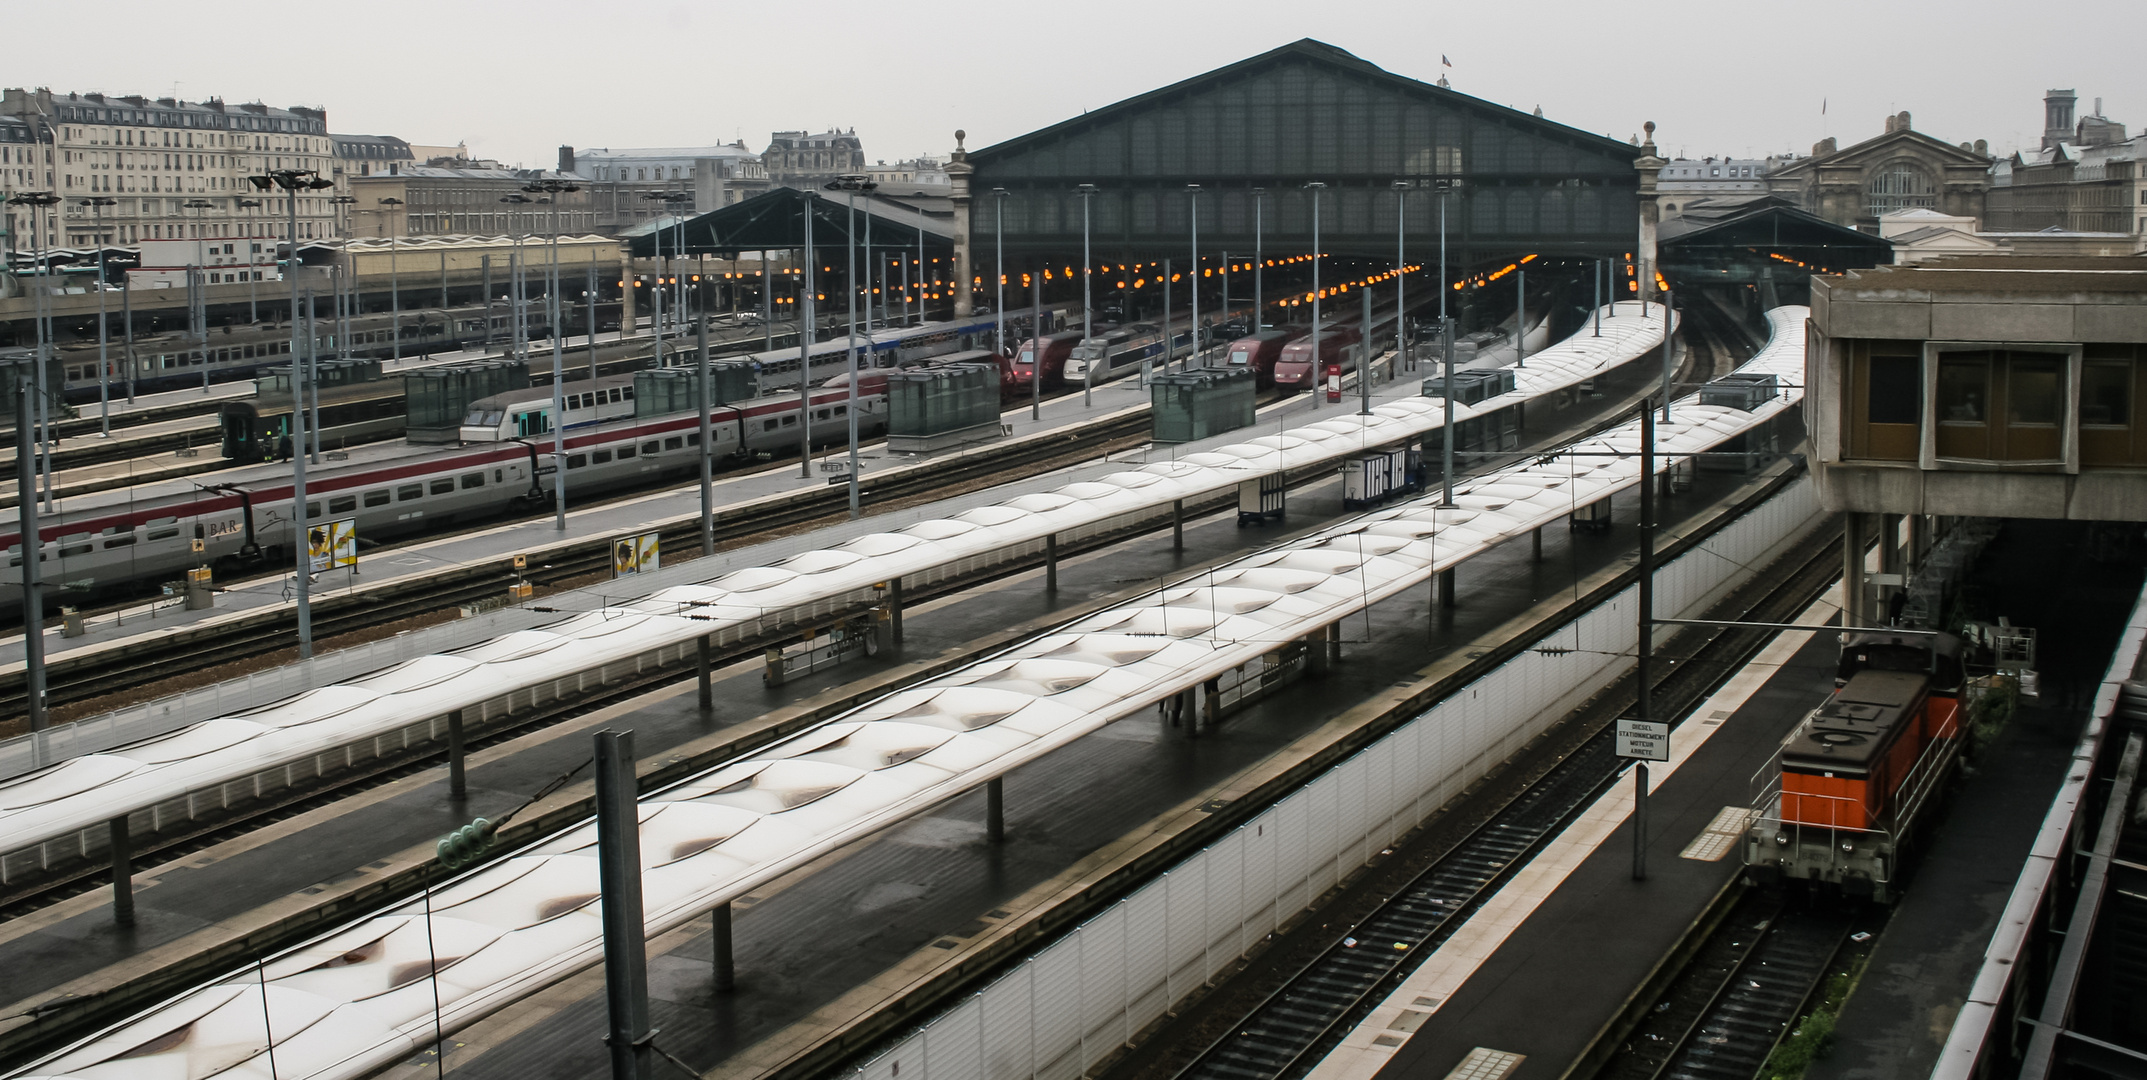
xmin=1866 ymin=162 xmax=1936 ymax=216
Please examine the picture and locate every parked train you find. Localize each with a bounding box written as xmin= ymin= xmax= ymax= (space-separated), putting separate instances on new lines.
xmin=0 ymin=375 xmax=890 ymax=618
xmin=1742 ymin=631 xmax=1968 ymax=903
xmin=1222 ymin=328 xmax=1308 ymax=390
xmin=1060 ymin=323 xmax=1204 ymax=388
xmin=50 ymin=301 xmax=557 ymax=400
xmin=1271 ymin=300 xmax=1403 ymax=394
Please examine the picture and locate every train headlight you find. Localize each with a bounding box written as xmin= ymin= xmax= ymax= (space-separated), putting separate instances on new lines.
xmin=1839 ymin=840 xmax=1856 ymax=854
xmin=1773 ymin=832 xmax=1790 ymax=847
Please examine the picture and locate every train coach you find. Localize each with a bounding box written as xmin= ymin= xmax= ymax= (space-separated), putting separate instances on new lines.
xmin=1222 ymin=328 xmax=1306 ymax=390
xmin=0 ymin=376 xmax=888 ymax=618
xmin=1742 ymin=631 xmax=1968 ymax=902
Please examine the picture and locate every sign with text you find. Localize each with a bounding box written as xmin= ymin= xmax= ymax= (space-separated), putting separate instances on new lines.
xmin=1616 ymin=718 xmax=1670 ymax=762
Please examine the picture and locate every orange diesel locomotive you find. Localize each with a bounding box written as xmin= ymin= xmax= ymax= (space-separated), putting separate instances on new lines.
xmin=1743 ymin=631 xmax=1966 ymax=902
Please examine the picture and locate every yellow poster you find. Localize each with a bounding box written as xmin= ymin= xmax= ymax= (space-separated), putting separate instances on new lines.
xmin=612 ymin=531 xmax=659 ymax=576
xmin=309 ymin=518 xmax=356 ymax=574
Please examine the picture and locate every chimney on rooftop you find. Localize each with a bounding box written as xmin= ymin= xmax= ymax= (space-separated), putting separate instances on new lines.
xmin=558 ymin=145 xmax=575 ymax=174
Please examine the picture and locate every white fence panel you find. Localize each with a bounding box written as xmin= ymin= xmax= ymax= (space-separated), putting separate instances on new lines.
xmin=858 ymin=478 xmax=1818 ymax=1080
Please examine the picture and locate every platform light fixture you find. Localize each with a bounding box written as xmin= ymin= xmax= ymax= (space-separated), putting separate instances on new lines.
xmin=248 ymin=168 xmax=338 ymax=660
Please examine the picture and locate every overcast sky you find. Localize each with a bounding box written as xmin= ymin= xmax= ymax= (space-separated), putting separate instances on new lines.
xmin=9 ymin=0 xmax=2135 ymax=167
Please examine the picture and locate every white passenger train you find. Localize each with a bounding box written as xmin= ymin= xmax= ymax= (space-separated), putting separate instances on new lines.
xmin=0 ymin=306 xmax=1038 ymax=617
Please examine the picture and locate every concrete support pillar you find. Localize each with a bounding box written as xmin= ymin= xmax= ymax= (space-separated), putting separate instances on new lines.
xmin=1201 ymin=678 xmax=1220 ymax=731
xmin=1842 ymin=512 xmax=1867 ymax=628
xmin=986 ymin=776 xmax=1005 ymax=843
xmin=946 ymin=133 xmax=975 ymax=318
xmin=1172 ymin=499 xmax=1185 ymax=552
xmin=447 ymin=709 xmax=467 ymax=802
xmin=712 ymin=902 xmax=735 ymax=993
xmin=109 ymin=815 xmax=134 ymax=927
xmin=1306 ymin=630 xmax=1331 ymax=677
xmin=1440 ymin=567 xmax=1458 ymax=608
xmin=1326 ymin=622 xmax=1343 ymax=666
xmin=889 ymin=576 xmax=905 ymax=644
xmin=697 ymin=634 xmax=713 ymax=711
xmin=1045 ymin=533 xmax=1058 ymax=593
xmin=1532 ymin=526 xmax=1543 ymax=562
xmin=1907 ymin=516 xmax=1928 ymax=575
xmin=1633 ymin=123 xmax=1667 ymax=306
xmin=619 ymin=252 xmax=636 ymax=335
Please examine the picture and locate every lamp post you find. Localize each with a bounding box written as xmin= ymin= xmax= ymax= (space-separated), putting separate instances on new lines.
xmin=329 ymin=195 xmax=356 ymax=363
xmin=797 ymin=192 xmax=817 ymax=479
xmin=499 ymin=195 xmax=533 ymax=365
xmin=524 ymin=178 xmax=582 ymax=531
xmin=664 ymin=192 xmax=692 ymax=335
xmin=1305 ymin=182 xmax=1325 ymax=406
xmin=1252 ymin=188 xmax=1264 ymax=330
xmin=825 ymin=175 xmax=877 ymax=519
xmin=639 ymin=192 xmax=670 ymax=365
xmin=991 ymin=187 xmax=1007 ymax=362
xmin=80 ymin=197 xmax=117 ymax=436
xmin=236 ymin=197 xmax=262 ymax=324
xmin=1187 ymin=184 xmax=1201 ymax=370
xmin=246 ymin=168 xmax=337 ymax=661
xmin=183 ymin=199 xmax=215 ymax=393
xmin=1435 ymin=178 xmax=1460 ymax=508
xmin=9 ymin=191 xmax=60 ymax=512
xmin=1077 ymin=183 xmax=1096 ymax=406
xmin=1392 ymin=181 xmax=1409 ymax=371
xmin=377 ymin=197 xmax=404 ymax=364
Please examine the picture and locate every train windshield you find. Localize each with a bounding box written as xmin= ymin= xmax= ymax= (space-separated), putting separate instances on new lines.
xmin=463 ymin=409 xmax=505 ymax=427
xmin=1071 ymin=343 xmax=1106 ymax=362
xmin=1227 ymin=345 xmax=1255 ymax=366
xmin=1016 ymin=346 xmax=1036 ymax=368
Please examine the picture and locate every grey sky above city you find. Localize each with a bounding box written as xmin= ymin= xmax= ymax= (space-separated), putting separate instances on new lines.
xmin=6 ymin=0 xmax=2138 ymax=166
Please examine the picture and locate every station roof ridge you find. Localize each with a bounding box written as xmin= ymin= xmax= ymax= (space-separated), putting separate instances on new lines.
xmin=966 ymin=37 xmax=1639 ymax=166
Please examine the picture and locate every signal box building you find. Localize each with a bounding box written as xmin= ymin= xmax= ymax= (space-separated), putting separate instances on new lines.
xmin=1807 ymin=257 xmax=2147 ymax=523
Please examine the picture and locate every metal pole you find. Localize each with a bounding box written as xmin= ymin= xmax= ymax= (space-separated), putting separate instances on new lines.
xmin=1030 ymin=267 xmax=1041 ymax=421
xmin=247 ymin=201 xmax=259 ymax=324
xmin=761 ymin=250 xmax=772 ymax=354
xmin=587 ymin=262 xmax=599 ymax=384
xmin=1163 ymin=258 xmax=1172 ymax=371
xmin=699 ymin=316 xmax=714 ymax=555
xmin=108 ymin=814 xmax=133 ymax=926
xmin=1395 ymin=182 xmax=1407 ymax=371
xmin=1438 ymin=186 xmax=1447 ymax=324
xmin=845 ymin=187 xmax=861 ymax=518
xmin=306 ymin=279 xmax=322 ymax=463
xmin=994 ymin=190 xmax=1005 ymax=364
xmin=550 ymin=250 xmax=566 ymax=530
xmin=1081 ymin=185 xmax=1094 ymax=407
xmin=389 ymin=233 xmax=400 ymax=363
xmin=1441 ymin=317 xmax=1455 ymax=507
xmin=652 ymin=213 xmax=664 ymax=367
xmin=93 ymin=201 xmax=109 ymax=436
xmin=1515 ymin=265 xmax=1526 ymax=368
xmin=1635 ymin=402 xmax=1655 ymax=881
xmin=1309 ymin=183 xmax=1323 ymax=404
xmin=122 ymin=279 xmax=135 ymax=403
xmin=30 ymin=200 xmax=52 ymax=513
xmin=1188 ymin=184 xmax=1200 ymax=369
xmin=1661 ymin=290 xmax=1675 ymax=424
xmin=799 ymin=195 xmax=815 ymax=478
xmin=1253 ymin=189 xmax=1264 ymax=330
xmin=447 ymin=709 xmax=467 ymax=802
xmin=288 ymin=192 xmax=312 ymax=660
xmin=1594 ymin=258 xmax=1603 ymax=337
xmin=1359 ymin=276 xmax=1372 ymax=415
xmin=16 ymin=367 xmax=46 ymax=732
xmin=594 ymin=729 xmax=653 ymax=1080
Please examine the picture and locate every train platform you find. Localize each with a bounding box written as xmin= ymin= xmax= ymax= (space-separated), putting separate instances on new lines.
xmin=0 ymin=426 xmax=1750 ymax=1069
xmin=1808 ymin=521 xmax=2145 ymax=1080
xmin=1301 ymin=517 xmax=2144 ymax=1080
xmin=0 ymin=356 xmax=1427 ymax=687
xmin=1302 ymin=586 xmax=1843 ymax=1080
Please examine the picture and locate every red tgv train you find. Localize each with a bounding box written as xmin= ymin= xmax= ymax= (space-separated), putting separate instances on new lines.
xmin=1223 ymin=329 xmax=1308 ymax=390
xmin=1743 ymin=631 xmax=1968 ymax=902
xmin=1009 ymin=331 xmax=1085 ymax=393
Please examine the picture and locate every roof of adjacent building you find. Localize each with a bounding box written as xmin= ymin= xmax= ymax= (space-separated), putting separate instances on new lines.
xmin=1821 ymin=257 xmax=2147 ymax=296
xmin=577 ymin=145 xmax=758 ymax=160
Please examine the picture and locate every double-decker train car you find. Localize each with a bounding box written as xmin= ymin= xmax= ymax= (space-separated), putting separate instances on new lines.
xmin=1742 ymin=630 xmax=1968 ymax=902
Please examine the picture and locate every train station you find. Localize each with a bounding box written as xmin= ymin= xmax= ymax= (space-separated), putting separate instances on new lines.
xmin=0 ymin=31 xmax=2142 ymax=1080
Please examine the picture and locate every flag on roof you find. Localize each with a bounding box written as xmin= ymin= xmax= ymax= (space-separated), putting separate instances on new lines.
xmin=1441 ymin=55 xmax=1452 ymax=67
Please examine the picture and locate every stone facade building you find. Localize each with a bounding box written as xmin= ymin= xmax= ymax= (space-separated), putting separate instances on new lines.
xmin=0 ymin=87 xmax=337 ymax=248
xmin=1987 ymin=91 xmax=2145 ymax=238
xmin=350 ymin=165 xmax=593 ymax=238
xmin=558 ymin=144 xmax=772 ymax=219
xmin=1766 ymin=112 xmax=1991 ymax=233
xmin=762 ymin=129 xmax=865 ymax=188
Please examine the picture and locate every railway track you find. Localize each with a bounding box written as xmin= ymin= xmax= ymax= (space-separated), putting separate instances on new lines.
xmin=1146 ymin=503 xmax=1846 ymax=1080
xmin=1642 ymin=903 xmax=1856 ymax=1080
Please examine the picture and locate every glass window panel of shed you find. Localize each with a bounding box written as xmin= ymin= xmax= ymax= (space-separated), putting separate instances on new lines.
xmin=1933 ymin=348 xmax=2070 ymax=464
